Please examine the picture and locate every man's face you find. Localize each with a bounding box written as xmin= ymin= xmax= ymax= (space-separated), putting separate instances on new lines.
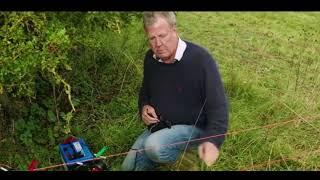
xmin=145 ymin=17 xmax=178 ymax=63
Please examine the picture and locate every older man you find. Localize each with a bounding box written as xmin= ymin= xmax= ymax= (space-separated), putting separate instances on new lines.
xmin=122 ymin=12 xmax=228 ymax=171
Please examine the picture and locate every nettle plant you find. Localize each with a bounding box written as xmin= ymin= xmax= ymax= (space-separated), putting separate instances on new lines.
xmin=0 ymin=12 xmax=142 ymax=147
xmin=0 ymin=12 xmax=75 ymax=146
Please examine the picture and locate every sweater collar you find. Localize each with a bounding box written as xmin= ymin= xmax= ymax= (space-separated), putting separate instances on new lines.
xmin=153 ymin=37 xmax=187 ymax=63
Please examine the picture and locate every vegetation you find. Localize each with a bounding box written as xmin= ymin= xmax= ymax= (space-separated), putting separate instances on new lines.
xmin=0 ymin=12 xmax=319 ymax=171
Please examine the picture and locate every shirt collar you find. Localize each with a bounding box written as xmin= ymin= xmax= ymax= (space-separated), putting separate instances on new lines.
xmin=153 ymin=37 xmax=187 ymax=63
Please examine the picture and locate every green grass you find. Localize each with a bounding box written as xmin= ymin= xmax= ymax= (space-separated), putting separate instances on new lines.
xmin=174 ymin=12 xmax=320 ymax=171
xmin=100 ymin=12 xmax=320 ymax=171
xmin=1 ymin=12 xmax=320 ymax=171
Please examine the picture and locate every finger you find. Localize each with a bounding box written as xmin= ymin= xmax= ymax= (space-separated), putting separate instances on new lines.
xmin=198 ymin=145 xmax=204 ymax=159
xmin=145 ymin=113 xmax=159 ymax=122
xmin=204 ymin=154 xmax=216 ymax=166
xmin=142 ymin=113 xmax=153 ymax=124
xmin=146 ymin=108 xmax=159 ymax=120
xmin=204 ymin=159 xmax=214 ymax=166
xmin=148 ymin=118 xmax=160 ymax=124
xmin=142 ymin=113 xmax=159 ymax=125
xmin=203 ymin=152 xmax=217 ymax=166
xmin=142 ymin=111 xmax=149 ymax=119
xmin=142 ymin=115 xmax=151 ymax=125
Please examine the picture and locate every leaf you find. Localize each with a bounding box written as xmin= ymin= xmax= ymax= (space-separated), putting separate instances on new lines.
xmin=64 ymin=63 xmax=72 ymax=71
xmin=47 ymin=110 xmax=56 ymax=122
xmin=48 ymin=128 xmax=55 ymax=145
xmin=72 ymin=98 xmax=80 ymax=107
xmin=59 ymin=112 xmax=65 ymax=118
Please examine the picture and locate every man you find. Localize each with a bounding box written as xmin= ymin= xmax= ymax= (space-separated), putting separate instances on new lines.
xmin=121 ymin=12 xmax=228 ymax=171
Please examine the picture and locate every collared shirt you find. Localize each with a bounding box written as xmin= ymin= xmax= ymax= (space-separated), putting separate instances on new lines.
xmin=140 ymin=40 xmax=228 ymax=149
xmin=152 ymin=37 xmax=187 ymax=63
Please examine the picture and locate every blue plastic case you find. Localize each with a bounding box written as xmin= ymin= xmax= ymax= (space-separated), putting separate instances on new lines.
xmin=59 ymin=138 xmax=94 ymax=170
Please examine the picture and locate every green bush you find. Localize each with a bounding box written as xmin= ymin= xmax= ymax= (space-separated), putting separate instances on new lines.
xmin=0 ymin=12 xmax=144 ymax=168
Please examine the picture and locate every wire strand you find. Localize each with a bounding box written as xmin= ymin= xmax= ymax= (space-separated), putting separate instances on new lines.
xmin=31 ymin=116 xmax=312 ymax=171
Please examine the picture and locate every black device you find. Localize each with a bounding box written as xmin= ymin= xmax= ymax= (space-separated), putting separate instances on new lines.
xmin=147 ymin=107 xmax=172 ymax=133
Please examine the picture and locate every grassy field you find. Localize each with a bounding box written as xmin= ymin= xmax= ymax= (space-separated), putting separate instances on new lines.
xmin=1 ymin=12 xmax=320 ymax=171
xmin=85 ymin=12 xmax=320 ymax=171
xmin=174 ymin=12 xmax=320 ymax=171
xmin=109 ymin=12 xmax=320 ymax=170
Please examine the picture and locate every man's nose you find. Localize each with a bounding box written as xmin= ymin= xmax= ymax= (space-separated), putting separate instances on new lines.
xmin=155 ymin=37 xmax=163 ymax=47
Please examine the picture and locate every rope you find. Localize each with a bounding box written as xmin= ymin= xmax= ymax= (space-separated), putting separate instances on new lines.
xmin=32 ymin=116 xmax=312 ymax=171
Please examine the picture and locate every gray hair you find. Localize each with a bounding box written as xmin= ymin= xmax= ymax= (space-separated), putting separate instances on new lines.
xmin=143 ymin=11 xmax=176 ymax=29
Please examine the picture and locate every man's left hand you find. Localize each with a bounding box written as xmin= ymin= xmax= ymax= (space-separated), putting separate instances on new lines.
xmin=198 ymin=142 xmax=219 ymax=166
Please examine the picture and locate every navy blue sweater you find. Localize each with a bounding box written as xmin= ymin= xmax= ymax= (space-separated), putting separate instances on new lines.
xmin=138 ymin=41 xmax=228 ymax=149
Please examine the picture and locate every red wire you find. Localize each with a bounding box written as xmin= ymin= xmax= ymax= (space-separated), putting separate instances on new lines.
xmin=32 ymin=118 xmax=302 ymax=171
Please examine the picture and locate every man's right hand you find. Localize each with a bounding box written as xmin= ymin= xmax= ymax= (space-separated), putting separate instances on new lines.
xmin=141 ymin=105 xmax=160 ymax=125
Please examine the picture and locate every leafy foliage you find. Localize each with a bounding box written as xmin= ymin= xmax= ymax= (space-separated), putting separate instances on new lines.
xmin=0 ymin=12 xmax=144 ymax=167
